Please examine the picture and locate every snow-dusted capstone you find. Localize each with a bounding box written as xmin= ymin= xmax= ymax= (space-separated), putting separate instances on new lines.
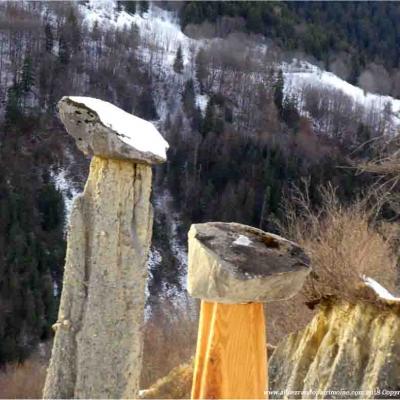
xmin=188 ymin=222 xmax=311 ymax=304
xmin=58 ymin=96 xmax=169 ymax=164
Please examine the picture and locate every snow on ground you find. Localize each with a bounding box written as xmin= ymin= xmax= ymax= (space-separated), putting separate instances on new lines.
xmin=50 ymin=146 xmax=83 ymax=231
xmin=68 ymin=96 xmax=169 ymax=160
xmin=154 ymin=189 xmax=188 ymax=282
xmin=147 ymin=247 xmax=163 ymax=274
xmin=79 ymin=1 xmax=200 ymax=129
xmin=151 ymin=188 xmax=194 ymax=311
xmin=80 ymin=1 xmax=196 ymax=64
xmin=51 ymin=167 xmax=80 ymax=225
xmin=196 ymin=93 xmax=209 ymax=115
xmin=283 ymin=60 xmax=400 ymax=132
xmin=363 ymin=275 xmax=400 ymax=302
xmin=144 ymin=187 xmax=197 ymax=319
xmin=144 ymin=247 xmax=163 ymax=319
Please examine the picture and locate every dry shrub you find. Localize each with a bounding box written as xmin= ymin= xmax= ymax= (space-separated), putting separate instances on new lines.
xmin=282 ymin=185 xmax=398 ymax=304
xmin=267 ymin=293 xmax=315 ymax=346
xmin=140 ymin=361 xmax=193 ymax=399
xmin=357 ymin=134 xmax=400 ymax=176
xmin=140 ymin=297 xmax=198 ymax=389
xmin=0 ymin=358 xmax=47 ymax=399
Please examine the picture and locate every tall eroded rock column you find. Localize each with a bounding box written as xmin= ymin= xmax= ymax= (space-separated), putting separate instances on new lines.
xmin=43 ymin=97 xmax=169 ymax=399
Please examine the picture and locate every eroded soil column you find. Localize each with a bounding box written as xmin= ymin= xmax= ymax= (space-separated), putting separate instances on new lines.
xmin=43 ymin=96 xmax=169 ymax=399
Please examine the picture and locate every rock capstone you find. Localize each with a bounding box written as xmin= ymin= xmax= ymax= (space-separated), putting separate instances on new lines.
xmin=188 ymin=222 xmax=311 ymax=304
xmin=58 ymin=96 xmax=169 ymax=164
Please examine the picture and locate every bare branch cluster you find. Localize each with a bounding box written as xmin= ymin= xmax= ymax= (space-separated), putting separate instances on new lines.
xmin=280 ymin=182 xmax=398 ymax=305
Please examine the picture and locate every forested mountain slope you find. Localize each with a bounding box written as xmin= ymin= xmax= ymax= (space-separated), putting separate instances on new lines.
xmin=180 ymin=1 xmax=400 ymax=96
xmin=0 ymin=0 xmax=398 ymax=368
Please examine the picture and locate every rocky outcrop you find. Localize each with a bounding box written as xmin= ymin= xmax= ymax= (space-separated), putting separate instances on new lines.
xmin=269 ymin=301 xmax=400 ymax=399
xmin=43 ymin=97 xmax=168 ymax=399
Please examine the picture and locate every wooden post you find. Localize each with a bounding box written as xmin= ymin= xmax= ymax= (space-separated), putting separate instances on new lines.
xmin=187 ymin=222 xmax=311 ymax=400
xmin=192 ymin=301 xmax=267 ymax=399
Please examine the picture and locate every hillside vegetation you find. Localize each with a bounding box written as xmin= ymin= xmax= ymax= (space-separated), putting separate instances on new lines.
xmin=180 ymin=2 xmax=400 ymax=95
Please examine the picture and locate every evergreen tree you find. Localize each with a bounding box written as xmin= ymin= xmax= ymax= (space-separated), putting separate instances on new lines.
xmin=5 ymin=80 xmax=22 ymax=127
xmin=139 ymin=1 xmax=149 ymax=15
xmin=130 ymin=22 xmax=140 ymax=50
xmin=354 ymin=123 xmax=373 ymax=157
xmin=44 ymin=23 xmax=53 ymax=53
xmin=173 ymin=45 xmax=184 ymax=74
xmin=282 ymin=95 xmax=300 ymax=130
xmin=349 ymin=54 xmax=361 ymax=85
xmin=21 ymin=56 xmax=35 ymax=94
xmin=123 ymin=1 xmax=136 ymax=15
xmin=135 ymin=90 xmax=158 ymax=120
xmin=58 ymin=33 xmax=70 ymax=65
xmin=192 ymin=106 xmax=203 ymax=132
xmin=246 ymin=6 xmax=264 ymax=33
xmin=214 ymin=117 xmax=224 ymax=135
xmin=224 ymin=106 xmax=233 ymax=123
xmin=273 ymin=69 xmax=284 ymax=115
xmin=201 ymin=99 xmax=214 ymax=136
xmin=0 ymin=168 xmax=65 ymax=363
xmin=182 ymin=79 xmax=195 ymax=115
xmin=182 ymin=79 xmax=203 ymax=131
xmin=67 ymin=8 xmax=82 ymax=53
xmin=38 ymin=183 xmax=64 ymax=232
xmin=195 ymin=48 xmax=208 ymax=93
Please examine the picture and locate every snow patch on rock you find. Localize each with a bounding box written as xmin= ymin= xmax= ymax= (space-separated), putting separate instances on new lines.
xmin=363 ymin=275 xmax=400 ymax=302
xmin=68 ymin=96 xmax=169 ymax=161
xmin=233 ymin=235 xmax=252 ymax=247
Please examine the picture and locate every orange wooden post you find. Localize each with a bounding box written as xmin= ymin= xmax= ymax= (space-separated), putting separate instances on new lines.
xmin=191 ymin=301 xmax=267 ymax=399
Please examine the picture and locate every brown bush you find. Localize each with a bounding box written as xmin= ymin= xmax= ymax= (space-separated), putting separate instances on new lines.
xmin=282 ymin=185 xmax=398 ymax=304
xmin=0 ymin=358 xmax=47 ymax=399
xmin=267 ymin=293 xmax=315 ymax=345
xmin=140 ymin=361 xmax=193 ymax=399
xmin=140 ymin=298 xmax=198 ymax=389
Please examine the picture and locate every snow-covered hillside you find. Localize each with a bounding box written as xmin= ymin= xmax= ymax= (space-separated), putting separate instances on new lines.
xmin=81 ymin=0 xmax=197 ymax=65
xmin=80 ymin=0 xmax=400 ymax=136
xmin=284 ymin=61 xmax=400 ymax=135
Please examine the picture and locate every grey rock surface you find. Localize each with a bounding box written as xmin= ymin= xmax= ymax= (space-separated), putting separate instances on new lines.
xmin=187 ymin=222 xmax=311 ymax=304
